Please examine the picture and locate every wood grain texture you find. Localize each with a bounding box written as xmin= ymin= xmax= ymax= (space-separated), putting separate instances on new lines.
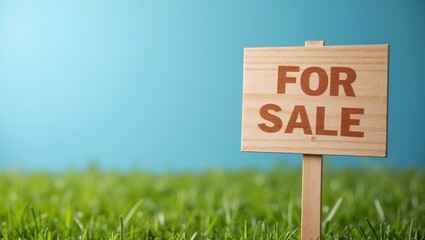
xmin=301 ymin=154 xmax=323 ymax=240
xmin=241 ymin=42 xmax=389 ymax=157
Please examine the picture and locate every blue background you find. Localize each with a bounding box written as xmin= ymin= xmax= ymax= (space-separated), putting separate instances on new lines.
xmin=1 ymin=0 xmax=424 ymax=172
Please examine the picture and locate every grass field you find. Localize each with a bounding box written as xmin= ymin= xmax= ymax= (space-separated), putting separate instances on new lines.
xmin=0 ymin=166 xmax=424 ymax=239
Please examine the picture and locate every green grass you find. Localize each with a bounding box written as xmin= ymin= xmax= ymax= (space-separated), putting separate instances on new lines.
xmin=0 ymin=167 xmax=424 ymax=239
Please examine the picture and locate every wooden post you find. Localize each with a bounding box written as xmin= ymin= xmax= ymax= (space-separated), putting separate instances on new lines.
xmin=301 ymin=154 xmax=323 ymax=240
xmin=301 ymin=41 xmax=324 ymax=240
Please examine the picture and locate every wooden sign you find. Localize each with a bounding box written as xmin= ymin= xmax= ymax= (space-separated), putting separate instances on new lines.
xmin=241 ymin=42 xmax=389 ymax=157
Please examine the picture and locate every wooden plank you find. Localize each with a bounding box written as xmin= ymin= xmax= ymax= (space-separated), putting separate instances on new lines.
xmin=241 ymin=42 xmax=389 ymax=157
xmin=301 ymin=154 xmax=323 ymax=240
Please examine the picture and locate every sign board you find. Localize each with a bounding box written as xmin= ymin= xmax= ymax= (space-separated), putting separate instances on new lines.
xmin=241 ymin=44 xmax=389 ymax=157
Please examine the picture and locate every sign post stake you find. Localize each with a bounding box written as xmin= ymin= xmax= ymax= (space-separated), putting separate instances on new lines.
xmin=300 ymin=40 xmax=325 ymax=240
xmin=301 ymin=154 xmax=323 ymax=240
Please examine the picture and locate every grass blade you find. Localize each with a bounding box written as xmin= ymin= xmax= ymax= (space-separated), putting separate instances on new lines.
xmin=14 ymin=227 xmax=23 ymax=239
xmin=30 ymin=206 xmax=39 ymax=237
xmin=120 ymin=216 xmax=124 ymax=240
xmin=374 ymin=199 xmax=385 ymax=222
xmin=44 ymin=228 xmax=49 ymax=240
xmin=189 ymin=232 xmax=198 ymax=240
xmin=74 ymin=215 xmax=85 ymax=233
xmin=123 ymin=199 xmax=143 ymax=226
xmin=366 ymin=217 xmax=379 ymax=240
xmin=243 ymin=220 xmax=247 ymax=240
xmin=323 ymin=197 xmax=343 ymax=225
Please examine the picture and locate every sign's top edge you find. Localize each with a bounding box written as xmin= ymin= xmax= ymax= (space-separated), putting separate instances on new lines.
xmin=244 ymin=44 xmax=389 ymax=50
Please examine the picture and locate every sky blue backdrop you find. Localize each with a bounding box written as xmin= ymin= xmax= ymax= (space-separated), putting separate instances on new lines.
xmin=1 ymin=0 xmax=424 ymax=171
